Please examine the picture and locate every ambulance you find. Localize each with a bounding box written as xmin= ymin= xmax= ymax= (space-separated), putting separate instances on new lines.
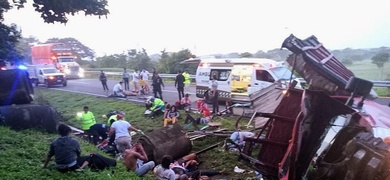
xmin=182 ymin=57 xmax=299 ymax=103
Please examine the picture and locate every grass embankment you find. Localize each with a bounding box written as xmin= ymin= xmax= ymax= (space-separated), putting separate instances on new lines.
xmin=0 ymin=89 xmax=257 ymax=179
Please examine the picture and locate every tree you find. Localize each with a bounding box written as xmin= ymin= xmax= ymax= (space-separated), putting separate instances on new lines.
xmin=0 ymin=23 xmax=22 ymax=62
xmin=158 ymin=49 xmax=196 ymax=74
xmin=45 ymin=37 xmax=95 ymax=61
xmin=15 ymin=36 xmax=40 ymax=64
xmin=240 ymin=52 xmax=253 ymax=58
xmin=12 ymin=0 xmax=109 ymax=24
xmin=371 ymin=52 xmax=390 ymax=79
xmin=0 ymin=0 xmax=109 ymax=63
xmin=128 ymin=48 xmax=153 ymax=71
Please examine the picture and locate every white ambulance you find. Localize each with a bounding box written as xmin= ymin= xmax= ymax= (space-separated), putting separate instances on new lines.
xmin=182 ymin=57 xmax=298 ymax=103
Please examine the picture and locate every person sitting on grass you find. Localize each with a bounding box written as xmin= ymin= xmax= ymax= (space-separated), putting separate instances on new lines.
xmin=154 ymin=155 xmax=176 ymax=180
xmin=185 ymin=105 xmax=212 ymax=125
xmin=124 ymin=142 xmax=155 ymax=176
xmin=43 ymin=124 xmax=83 ymax=172
xmin=180 ymin=93 xmax=192 ymax=113
xmin=163 ymin=105 xmax=180 ymax=127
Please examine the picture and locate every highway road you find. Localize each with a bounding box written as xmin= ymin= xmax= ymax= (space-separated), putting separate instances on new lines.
xmin=40 ymin=78 xmax=390 ymax=109
xmin=40 ymin=78 xmax=202 ymax=107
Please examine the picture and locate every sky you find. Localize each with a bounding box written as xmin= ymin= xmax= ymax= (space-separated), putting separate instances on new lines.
xmin=4 ymin=0 xmax=390 ymax=57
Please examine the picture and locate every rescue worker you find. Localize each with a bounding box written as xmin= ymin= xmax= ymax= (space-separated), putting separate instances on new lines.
xmin=152 ymin=73 xmax=165 ymax=100
xmin=76 ymin=106 xmax=96 ymax=135
xmin=182 ymin=70 xmax=191 ymax=94
xmin=148 ymin=97 xmax=166 ymax=118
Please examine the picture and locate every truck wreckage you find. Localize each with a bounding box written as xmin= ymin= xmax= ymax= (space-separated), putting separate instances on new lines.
xmin=236 ymin=34 xmax=390 ymax=180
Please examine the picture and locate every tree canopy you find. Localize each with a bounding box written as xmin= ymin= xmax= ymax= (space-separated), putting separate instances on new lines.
xmin=0 ymin=0 xmax=109 ymax=63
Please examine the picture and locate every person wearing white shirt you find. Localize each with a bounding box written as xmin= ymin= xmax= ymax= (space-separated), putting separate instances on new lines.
xmin=132 ymin=71 xmax=140 ymax=92
xmin=140 ymin=69 xmax=150 ymax=81
xmin=139 ymin=69 xmax=150 ymax=92
xmin=113 ymin=81 xmax=125 ymax=97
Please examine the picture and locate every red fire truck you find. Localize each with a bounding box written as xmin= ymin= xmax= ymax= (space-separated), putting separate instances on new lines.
xmin=31 ymin=43 xmax=84 ymax=78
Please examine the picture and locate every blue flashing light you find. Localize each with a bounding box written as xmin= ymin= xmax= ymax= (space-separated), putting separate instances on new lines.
xmin=18 ymin=65 xmax=28 ymax=70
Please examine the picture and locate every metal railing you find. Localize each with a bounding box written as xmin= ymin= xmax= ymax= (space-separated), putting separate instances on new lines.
xmin=85 ymin=71 xmax=196 ymax=79
xmin=86 ymin=71 xmax=389 ymax=87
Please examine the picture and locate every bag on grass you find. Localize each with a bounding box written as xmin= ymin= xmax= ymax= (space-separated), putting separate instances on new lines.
xmin=79 ymin=153 xmax=117 ymax=171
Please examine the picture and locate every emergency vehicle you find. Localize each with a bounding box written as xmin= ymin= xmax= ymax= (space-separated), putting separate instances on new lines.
xmin=182 ymin=57 xmax=300 ymax=103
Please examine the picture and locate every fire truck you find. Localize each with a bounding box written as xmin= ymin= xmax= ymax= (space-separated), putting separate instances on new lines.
xmin=31 ymin=43 xmax=84 ymax=78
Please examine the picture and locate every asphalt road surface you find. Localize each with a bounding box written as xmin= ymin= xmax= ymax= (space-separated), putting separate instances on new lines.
xmin=40 ymin=78 xmax=390 ymax=109
xmin=39 ymin=78 xmax=202 ymax=108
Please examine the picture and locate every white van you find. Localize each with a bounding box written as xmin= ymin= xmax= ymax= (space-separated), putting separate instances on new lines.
xmin=183 ymin=57 xmax=298 ymax=103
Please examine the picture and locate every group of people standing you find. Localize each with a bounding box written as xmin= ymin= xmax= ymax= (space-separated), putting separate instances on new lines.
xmin=100 ymin=68 xmax=167 ymax=100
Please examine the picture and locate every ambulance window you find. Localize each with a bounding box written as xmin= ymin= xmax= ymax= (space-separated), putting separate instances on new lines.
xmin=256 ymin=70 xmax=275 ymax=83
xmin=210 ymin=69 xmax=231 ymax=81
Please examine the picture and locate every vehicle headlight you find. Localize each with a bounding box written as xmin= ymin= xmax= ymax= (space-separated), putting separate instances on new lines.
xmin=78 ymin=72 xmax=84 ymax=78
xmin=64 ymin=69 xmax=71 ymax=74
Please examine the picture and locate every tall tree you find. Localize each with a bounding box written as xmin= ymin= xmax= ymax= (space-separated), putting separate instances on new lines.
xmin=371 ymin=52 xmax=390 ymax=79
xmin=45 ymin=37 xmax=95 ymax=61
xmin=15 ymin=36 xmax=40 ymax=64
xmin=158 ymin=49 xmax=195 ymax=74
xmin=0 ymin=0 xmax=109 ymax=63
xmin=240 ymin=52 xmax=253 ymax=58
xmin=128 ymin=48 xmax=153 ymax=71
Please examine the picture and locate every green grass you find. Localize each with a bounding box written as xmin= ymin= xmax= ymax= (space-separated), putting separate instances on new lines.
xmin=346 ymin=60 xmax=390 ymax=80
xmin=1 ymin=89 xmax=258 ymax=179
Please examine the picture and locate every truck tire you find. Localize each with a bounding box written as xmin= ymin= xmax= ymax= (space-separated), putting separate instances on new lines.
xmin=63 ymin=80 xmax=67 ymax=87
xmin=45 ymin=80 xmax=50 ymax=88
xmin=312 ymin=132 xmax=390 ymax=180
xmin=34 ymin=79 xmax=39 ymax=87
xmin=0 ymin=104 xmax=60 ymax=133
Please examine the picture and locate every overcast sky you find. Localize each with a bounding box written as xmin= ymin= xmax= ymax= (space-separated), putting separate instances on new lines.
xmin=4 ymin=0 xmax=390 ymax=56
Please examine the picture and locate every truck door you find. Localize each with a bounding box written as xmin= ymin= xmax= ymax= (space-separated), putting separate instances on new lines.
xmin=250 ymin=69 xmax=275 ymax=94
xmin=210 ymin=69 xmax=231 ymax=100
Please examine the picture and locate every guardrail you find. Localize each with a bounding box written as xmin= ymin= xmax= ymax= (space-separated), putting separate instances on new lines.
xmin=85 ymin=71 xmax=196 ymax=79
xmin=372 ymin=81 xmax=390 ymax=87
xmin=86 ymin=71 xmax=389 ymax=87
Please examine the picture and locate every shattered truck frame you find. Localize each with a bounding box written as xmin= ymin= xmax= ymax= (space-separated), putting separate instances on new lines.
xmin=238 ymin=34 xmax=390 ymax=180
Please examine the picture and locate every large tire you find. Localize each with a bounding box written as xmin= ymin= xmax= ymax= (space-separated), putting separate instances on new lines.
xmin=45 ymin=80 xmax=50 ymax=88
xmin=34 ymin=79 xmax=39 ymax=87
xmin=312 ymin=132 xmax=390 ymax=180
xmin=0 ymin=104 xmax=60 ymax=133
xmin=63 ymin=80 xmax=67 ymax=87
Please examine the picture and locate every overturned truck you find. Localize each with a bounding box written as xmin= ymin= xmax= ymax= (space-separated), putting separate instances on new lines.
xmin=239 ymin=34 xmax=390 ymax=180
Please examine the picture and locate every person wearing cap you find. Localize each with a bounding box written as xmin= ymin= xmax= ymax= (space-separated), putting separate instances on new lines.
xmin=76 ymin=106 xmax=96 ymax=133
xmin=108 ymin=112 xmax=142 ymax=155
xmin=180 ymin=93 xmax=192 ymax=113
xmin=113 ymin=81 xmax=126 ymax=97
